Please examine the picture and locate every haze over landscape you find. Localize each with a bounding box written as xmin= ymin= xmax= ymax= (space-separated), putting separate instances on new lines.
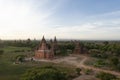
xmin=0 ymin=0 xmax=120 ymax=40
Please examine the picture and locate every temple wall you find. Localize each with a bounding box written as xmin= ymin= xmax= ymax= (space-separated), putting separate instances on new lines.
xmin=35 ymin=51 xmax=45 ymax=59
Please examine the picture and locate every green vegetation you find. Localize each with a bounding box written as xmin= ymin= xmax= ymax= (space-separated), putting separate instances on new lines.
xmin=57 ymin=42 xmax=75 ymax=56
xmin=109 ymin=57 xmax=120 ymax=71
xmin=0 ymin=49 xmax=4 ymax=56
xmin=0 ymin=40 xmax=120 ymax=80
xmin=15 ymin=55 xmax=26 ymax=63
xmin=0 ymin=40 xmax=77 ymax=80
xmin=84 ymin=69 xmax=93 ymax=75
xmin=0 ymin=40 xmax=37 ymax=80
xmin=83 ymin=41 xmax=120 ymax=71
xmin=96 ymin=72 xmax=117 ymax=80
xmin=0 ymin=47 xmax=31 ymax=80
xmin=75 ymin=68 xmax=81 ymax=75
xmin=93 ymin=59 xmax=107 ymax=67
xmin=22 ymin=66 xmax=72 ymax=80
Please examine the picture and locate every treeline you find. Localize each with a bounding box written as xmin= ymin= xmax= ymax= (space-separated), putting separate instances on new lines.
xmin=84 ymin=41 xmax=120 ymax=56
xmin=0 ymin=39 xmax=39 ymax=49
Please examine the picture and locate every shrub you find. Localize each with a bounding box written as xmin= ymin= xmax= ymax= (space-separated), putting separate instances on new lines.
xmin=15 ymin=55 xmax=26 ymax=62
xmin=96 ymin=72 xmax=117 ymax=80
xmin=0 ymin=50 xmax=4 ymax=55
xmin=84 ymin=69 xmax=92 ymax=75
xmin=75 ymin=68 xmax=81 ymax=75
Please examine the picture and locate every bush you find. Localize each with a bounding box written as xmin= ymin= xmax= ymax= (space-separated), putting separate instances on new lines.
xmin=14 ymin=49 xmax=25 ymax=52
xmin=94 ymin=59 xmax=107 ymax=67
xmin=75 ymin=68 xmax=81 ymax=75
xmin=0 ymin=50 xmax=4 ymax=55
xmin=116 ymin=63 xmax=120 ymax=71
xmin=84 ymin=69 xmax=92 ymax=75
xmin=15 ymin=55 xmax=26 ymax=62
xmin=90 ymin=52 xmax=108 ymax=59
xmin=96 ymin=72 xmax=117 ymax=80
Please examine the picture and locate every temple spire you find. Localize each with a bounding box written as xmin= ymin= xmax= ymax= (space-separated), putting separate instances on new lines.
xmin=54 ymin=36 xmax=57 ymax=42
xmin=42 ymin=36 xmax=45 ymax=40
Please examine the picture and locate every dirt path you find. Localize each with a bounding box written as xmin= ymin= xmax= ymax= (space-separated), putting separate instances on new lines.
xmin=34 ymin=55 xmax=120 ymax=77
xmin=77 ymin=55 xmax=120 ymax=77
xmin=52 ymin=55 xmax=120 ymax=77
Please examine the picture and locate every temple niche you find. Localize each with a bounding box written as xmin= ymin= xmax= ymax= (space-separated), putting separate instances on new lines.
xmin=73 ymin=42 xmax=88 ymax=54
xmin=34 ymin=36 xmax=58 ymax=59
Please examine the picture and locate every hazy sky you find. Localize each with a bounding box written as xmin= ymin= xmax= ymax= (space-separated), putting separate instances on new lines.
xmin=0 ymin=0 xmax=120 ymax=40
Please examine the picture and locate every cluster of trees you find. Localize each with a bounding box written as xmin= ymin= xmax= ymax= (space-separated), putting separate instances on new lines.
xmin=56 ymin=42 xmax=75 ymax=56
xmin=22 ymin=66 xmax=78 ymax=80
xmin=96 ymin=72 xmax=119 ymax=80
xmin=85 ymin=41 xmax=120 ymax=56
xmin=83 ymin=41 xmax=120 ymax=71
xmin=89 ymin=49 xmax=108 ymax=59
xmin=109 ymin=57 xmax=120 ymax=71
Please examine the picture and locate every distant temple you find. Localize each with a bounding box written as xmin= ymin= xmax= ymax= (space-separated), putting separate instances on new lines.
xmin=73 ymin=42 xmax=88 ymax=54
xmin=34 ymin=36 xmax=58 ymax=59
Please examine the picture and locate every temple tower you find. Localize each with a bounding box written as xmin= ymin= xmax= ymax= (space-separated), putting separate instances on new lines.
xmin=50 ymin=39 xmax=55 ymax=58
xmin=34 ymin=36 xmax=54 ymax=59
xmin=53 ymin=36 xmax=58 ymax=54
xmin=73 ymin=42 xmax=83 ymax=54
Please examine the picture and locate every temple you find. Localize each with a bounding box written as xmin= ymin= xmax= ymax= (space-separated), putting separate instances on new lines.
xmin=73 ymin=42 xmax=88 ymax=54
xmin=34 ymin=36 xmax=57 ymax=59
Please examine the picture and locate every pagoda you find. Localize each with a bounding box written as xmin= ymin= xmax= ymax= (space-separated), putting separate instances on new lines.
xmin=34 ymin=36 xmax=54 ymax=59
xmin=73 ymin=41 xmax=88 ymax=54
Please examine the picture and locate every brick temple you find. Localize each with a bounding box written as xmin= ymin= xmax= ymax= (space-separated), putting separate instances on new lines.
xmin=73 ymin=42 xmax=88 ymax=54
xmin=34 ymin=36 xmax=58 ymax=59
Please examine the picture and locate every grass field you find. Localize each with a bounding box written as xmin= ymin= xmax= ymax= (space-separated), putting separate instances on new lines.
xmin=0 ymin=46 xmax=32 ymax=80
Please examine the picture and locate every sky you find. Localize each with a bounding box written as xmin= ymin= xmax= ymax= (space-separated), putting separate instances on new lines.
xmin=0 ymin=0 xmax=120 ymax=40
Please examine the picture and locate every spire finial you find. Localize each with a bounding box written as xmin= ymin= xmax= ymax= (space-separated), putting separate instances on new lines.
xmin=42 ymin=35 xmax=44 ymax=39
xmin=42 ymin=35 xmax=45 ymax=40
xmin=41 ymin=35 xmax=46 ymax=43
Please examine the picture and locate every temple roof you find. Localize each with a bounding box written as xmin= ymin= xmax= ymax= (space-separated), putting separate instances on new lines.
xmin=38 ymin=36 xmax=48 ymax=50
